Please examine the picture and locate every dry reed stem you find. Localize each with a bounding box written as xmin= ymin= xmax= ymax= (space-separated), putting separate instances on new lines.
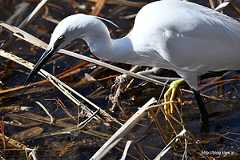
xmin=153 ymin=128 xmax=186 ymax=160
xmin=215 ymin=1 xmax=230 ymax=11
xmin=18 ymin=0 xmax=49 ymax=28
xmin=91 ymin=0 xmax=107 ymax=15
xmin=88 ymin=0 xmax=146 ymax=8
xmin=90 ymin=98 xmax=157 ymax=160
xmin=231 ymin=2 xmax=240 ymax=15
xmin=0 ymin=49 xmax=121 ymax=125
xmin=208 ymin=0 xmax=216 ymax=9
xmin=120 ymin=140 xmax=133 ymax=160
xmin=35 ymin=101 xmax=54 ymax=124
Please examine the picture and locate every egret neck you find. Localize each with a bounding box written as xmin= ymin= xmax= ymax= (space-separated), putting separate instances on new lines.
xmin=82 ymin=30 xmax=134 ymax=64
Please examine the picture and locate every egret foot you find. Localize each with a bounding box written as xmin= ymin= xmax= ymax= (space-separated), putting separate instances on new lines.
xmin=164 ymin=79 xmax=185 ymax=116
xmin=163 ymin=79 xmax=209 ymax=131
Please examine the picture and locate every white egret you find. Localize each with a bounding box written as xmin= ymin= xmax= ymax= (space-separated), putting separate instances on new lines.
xmin=25 ymin=0 xmax=240 ymax=129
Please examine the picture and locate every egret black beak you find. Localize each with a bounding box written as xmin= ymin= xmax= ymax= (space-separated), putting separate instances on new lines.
xmin=24 ymin=47 xmax=56 ymax=85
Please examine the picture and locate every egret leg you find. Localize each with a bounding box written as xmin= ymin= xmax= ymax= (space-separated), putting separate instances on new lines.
xmin=192 ymin=90 xmax=209 ymax=131
xmin=164 ymin=79 xmax=185 ymax=115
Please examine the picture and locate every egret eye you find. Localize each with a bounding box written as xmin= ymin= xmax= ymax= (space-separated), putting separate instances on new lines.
xmin=54 ymin=35 xmax=65 ymax=48
xmin=58 ymin=35 xmax=64 ymax=41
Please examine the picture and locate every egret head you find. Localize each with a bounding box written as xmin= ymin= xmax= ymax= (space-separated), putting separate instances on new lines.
xmin=25 ymin=14 xmax=115 ymax=84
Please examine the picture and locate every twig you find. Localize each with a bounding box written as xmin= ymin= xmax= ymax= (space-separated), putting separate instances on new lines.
xmin=110 ymin=65 xmax=139 ymax=112
xmin=182 ymin=137 xmax=188 ymax=160
xmin=148 ymin=110 xmax=167 ymax=144
xmin=35 ymin=101 xmax=54 ymax=124
xmin=77 ymin=109 xmax=100 ymax=128
xmin=18 ymin=0 xmax=49 ymax=28
xmin=120 ymin=140 xmax=133 ymax=160
xmin=0 ymin=154 xmax=6 ymax=160
xmin=208 ymin=0 xmax=216 ymax=9
xmin=215 ymin=1 xmax=230 ymax=11
xmin=26 ymin=147 xmax=38 ymax=160
xmin=0 ymin=105 xmax=31 ymax=112
xmin=153 ymin=129 xmax=187 ymax=160
xmin=56 ymin=99 xmax=76 ymax=121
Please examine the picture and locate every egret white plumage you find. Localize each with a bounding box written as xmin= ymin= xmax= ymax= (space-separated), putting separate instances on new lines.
xmin=25 ymin=0 xmax=240 ymax=129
